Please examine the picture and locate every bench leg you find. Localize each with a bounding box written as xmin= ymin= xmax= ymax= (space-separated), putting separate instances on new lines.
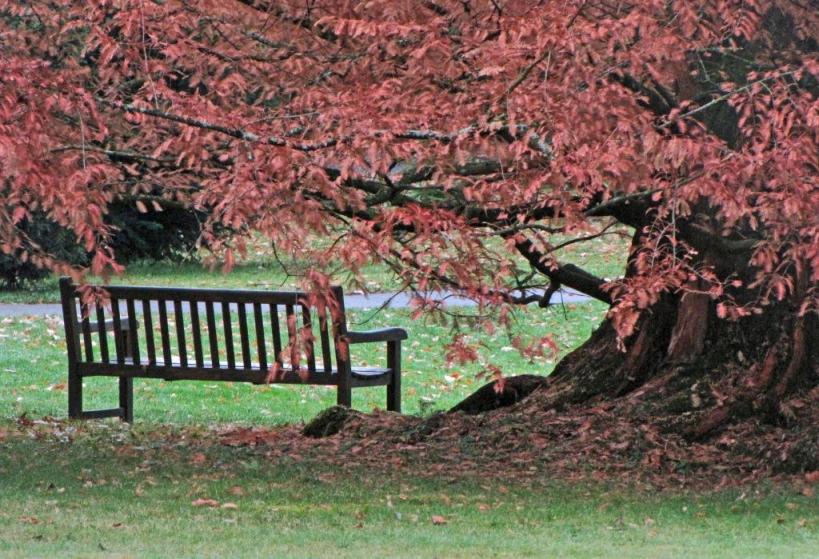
xmin=387 ymin=340 xmax=401 ymax=413
xmin=119 ymin=377 xmax=134 ymax=422
xmin=68 ymin=367 xmax=83 ymax=419
xmin=337 ymin=384 xmax=352 ymax=407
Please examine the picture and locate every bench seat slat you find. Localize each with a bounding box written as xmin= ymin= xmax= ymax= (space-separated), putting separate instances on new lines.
xmin=77 ymin=357 xmax=390 ymax=378
xmin=75 ymin=360 xmax=392 ymax=386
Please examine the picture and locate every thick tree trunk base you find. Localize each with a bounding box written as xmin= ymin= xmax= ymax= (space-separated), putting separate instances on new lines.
xmin=514 ymin=297 xmax=818 ymax=443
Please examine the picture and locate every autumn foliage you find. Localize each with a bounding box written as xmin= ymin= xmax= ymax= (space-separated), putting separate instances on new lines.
xmin=1 ymin=1 xmax=817 ymax=435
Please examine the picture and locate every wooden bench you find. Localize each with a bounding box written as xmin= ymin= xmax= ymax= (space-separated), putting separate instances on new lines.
xmin=59 ymin=278 xmax=407 ymax=421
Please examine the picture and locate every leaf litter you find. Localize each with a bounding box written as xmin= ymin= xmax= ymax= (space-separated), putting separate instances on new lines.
xmin=3 ymin=388 xmax=818 ymax=493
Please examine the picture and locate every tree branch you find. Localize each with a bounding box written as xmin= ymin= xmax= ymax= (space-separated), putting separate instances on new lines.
xmin=514 ymin=238 xmax=613 ymax=304
xmin=50 ymin=145 xmax=175 ymax=164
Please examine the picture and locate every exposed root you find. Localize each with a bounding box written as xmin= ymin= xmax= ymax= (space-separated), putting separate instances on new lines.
xmin=448 ymin=374 xmax=547 ymax=415
xmin=303 ymin=405 xmax=364 ymax=438
xmin=773 ymin=317 xmax=806 ymax=398
xmin=667 ymin=291 xmax=710 ymax=363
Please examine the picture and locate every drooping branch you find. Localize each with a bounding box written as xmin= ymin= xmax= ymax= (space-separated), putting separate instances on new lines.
xmin=513 ymin=238 xmax=612 ymax=304
xmin=104 ymin=99 xmax=555 ymax=159
xmin=104 ymin=100 xmax=340 ymax=152
xmin=50 ymin=145 xmax=176 ymax=165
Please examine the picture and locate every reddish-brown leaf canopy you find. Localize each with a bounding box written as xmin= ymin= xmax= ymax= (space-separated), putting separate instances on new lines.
xmin=1 ymin=0 xmax=817 ymax=341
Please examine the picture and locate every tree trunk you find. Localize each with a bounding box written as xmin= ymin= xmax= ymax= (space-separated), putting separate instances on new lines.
xmin=493 ymin=292 xmax=817 ymax=440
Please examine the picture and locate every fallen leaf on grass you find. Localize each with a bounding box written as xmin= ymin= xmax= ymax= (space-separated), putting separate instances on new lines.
xmin=221 ymin=502 xmax=239 ymax=510
xmin=192 ymin=498 xmax=220 ymax=508
xmin=477 ymin=503 xmax=491 ymax=512
xmin=431 ymin=515 xmax=447 ymax=525
xmin=190 ymin=453 xmax=207 ymax=465
xmin=805 ymin=471 xmax=819 ymax=484
xmin=228 ymin=486 xmax=244 ymax=496
xmin=19 ymin=516 xmax=39 ymax=524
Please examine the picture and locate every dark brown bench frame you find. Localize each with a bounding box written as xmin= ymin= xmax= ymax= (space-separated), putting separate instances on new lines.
xmin=59 ymin=278 xmax=406 ymax=421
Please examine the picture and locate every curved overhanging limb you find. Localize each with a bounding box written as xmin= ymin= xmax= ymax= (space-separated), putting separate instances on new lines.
xmin=513 ymin=238 xmax=612 ymax=304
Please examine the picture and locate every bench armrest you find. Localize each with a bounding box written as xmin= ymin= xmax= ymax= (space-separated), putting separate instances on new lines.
xmin=79 ymin=317 xmax=136 ymax=333
xmin=346 ymin=328 xmax=408 ymax=344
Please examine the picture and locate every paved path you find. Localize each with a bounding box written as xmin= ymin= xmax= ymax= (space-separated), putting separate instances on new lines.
xmin=0 ymin=288 xmax=591 ymax=318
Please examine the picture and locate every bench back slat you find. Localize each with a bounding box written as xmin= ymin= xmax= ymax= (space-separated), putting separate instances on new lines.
xmin=80 ymin=308 xmax=94 ymax=362
xmin=190 ymin=301 xmax=204 ymax=368
xmin=126 ymin=299 xmax=140 ymax=363
xmin=222 ymin=302 xmax=236 ymax=369
xmin=237 ymin=303 xmax=252 ymax=370
xmin=158 ymin=301 xmax=172 ymax=366
xmin=59 ymin=281 xmax=347 ymax=380
xmin=95 ymin=305 xmax=110 ymax=363
xmin=253 ymin=303 xmax=267 ymax=372
xmin=270 ymin=304 xmax=283 ymax=367
xmin=59 ymin=279 xmax=82 ymax=369
xmin=331 ymin=286 xmax=351 ymax=392
xmin=142 ymin=300 xmax=156 ymax=365
xmin=173 ymin=300 xmax=187 ymax=368
xmin=111 ymin=298 xmax=125 ymax=365
xmin=205 ymin=301 xmax=220 ymax=368
xmin=302 ymin=305 xmax=317 ymax=374
xmin=318 ymin=305 xmax=333 ymax=374
xmin=285 ymin=304 xmax=298 ymax=369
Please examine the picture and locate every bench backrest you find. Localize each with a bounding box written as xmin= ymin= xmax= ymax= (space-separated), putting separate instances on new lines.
xmin=59 ymin=278 xmax=349 ymax=384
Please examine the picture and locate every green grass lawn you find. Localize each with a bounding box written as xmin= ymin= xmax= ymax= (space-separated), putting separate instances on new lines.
xmin=1 ymin=306 xmax=817 ymax=557
xmin=4 ymin=236 xmax=812 ymax=558
xmin=0 ymin=423 xmax=816 ymax=558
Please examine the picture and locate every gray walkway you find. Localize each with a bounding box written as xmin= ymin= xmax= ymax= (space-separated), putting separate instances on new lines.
xmin=0 ymin=288 xmax=591 ymax=318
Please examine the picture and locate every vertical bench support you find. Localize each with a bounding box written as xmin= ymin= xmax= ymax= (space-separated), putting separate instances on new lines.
xmin=387 ymin=339 xmax=402 ymax=413
xmin=332 ymin=287 xmax=352 ymax=407
xmin=60 ymin=278 xmax=83 ymax=419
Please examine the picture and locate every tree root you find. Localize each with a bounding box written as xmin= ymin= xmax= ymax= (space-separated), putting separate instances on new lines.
xmin=303 ymin=405 xmax=364 ymax=438
xmin=449 ymin=374 xmax=547 ymax=415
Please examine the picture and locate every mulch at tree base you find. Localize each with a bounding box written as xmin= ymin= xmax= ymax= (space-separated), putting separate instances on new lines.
xmin=217 ymin=391 xmax=819 ymax=492
xmin=4 ymin=390 xmax=816 ymax=493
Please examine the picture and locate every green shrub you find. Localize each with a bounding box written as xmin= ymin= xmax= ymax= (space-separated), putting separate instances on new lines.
xmin=0 ymin=214 xmax=88 ymax=288
xmin=106 ymin=202 xmax=204 ymax=263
